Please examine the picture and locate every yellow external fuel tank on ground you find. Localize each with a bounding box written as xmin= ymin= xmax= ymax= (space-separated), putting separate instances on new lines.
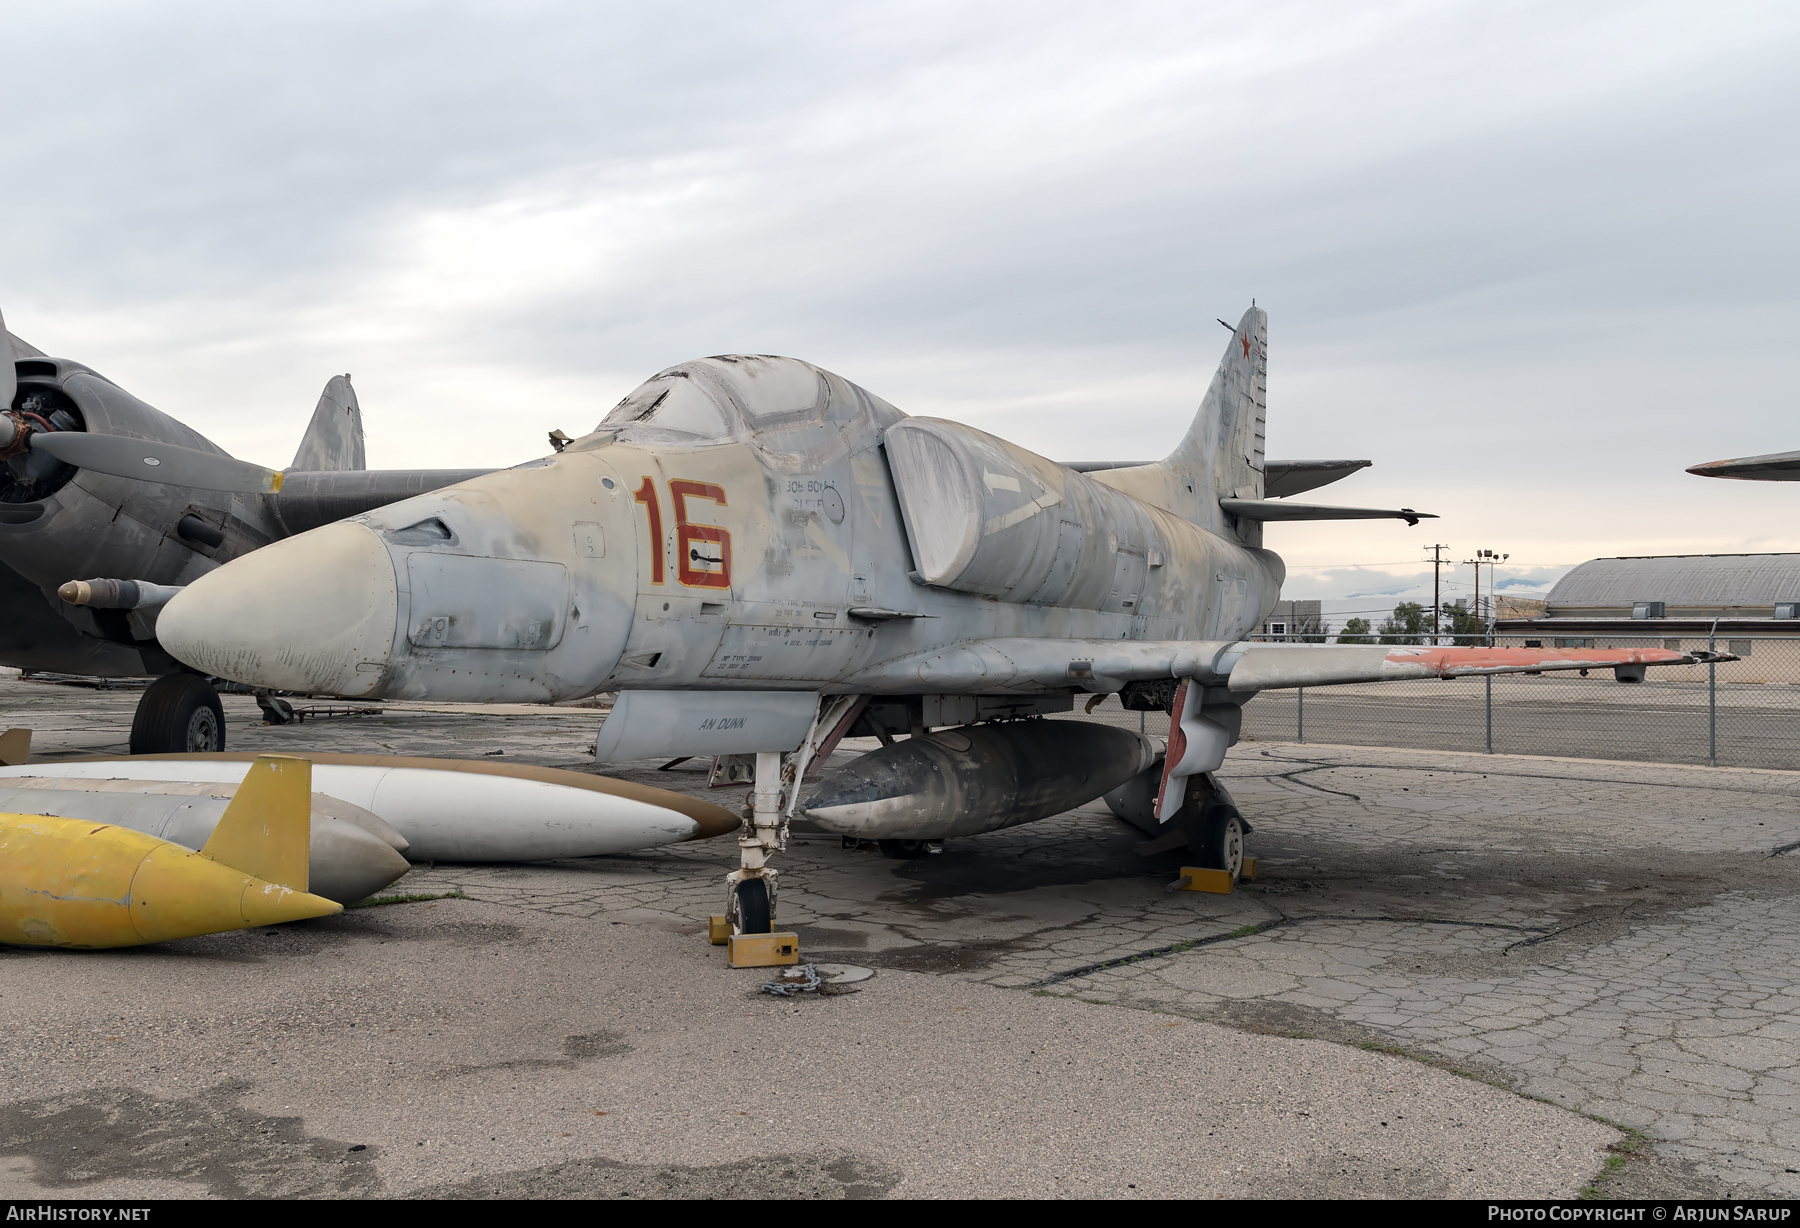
xmin=0 ymin=754 xmax=341 ymax=948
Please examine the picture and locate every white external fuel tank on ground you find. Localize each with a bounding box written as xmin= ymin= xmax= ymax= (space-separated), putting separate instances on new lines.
xmin=0 ymin=754 xmax=741 ymax=862
xmin=0 ymin=777 xmax=410 ymax=903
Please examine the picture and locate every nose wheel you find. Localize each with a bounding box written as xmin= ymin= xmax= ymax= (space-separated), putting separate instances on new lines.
xmin=129 ymin=673 xmax=225 ymax=755
xmin=729 ymin=876 xmax=773 ymax=934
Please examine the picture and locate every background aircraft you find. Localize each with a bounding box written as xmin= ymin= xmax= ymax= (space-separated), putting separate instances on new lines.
xmin=1688 ymin=450 xmax=1800 ymax=481
xmin=150 ymin=305 xmax=1710 ymax=933
xmin=0 ymin=310 xmax=489 ymax=752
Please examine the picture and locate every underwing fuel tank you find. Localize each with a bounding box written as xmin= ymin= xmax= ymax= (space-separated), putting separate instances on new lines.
xmin=803 ymin=719 xmax=1158 ymax=840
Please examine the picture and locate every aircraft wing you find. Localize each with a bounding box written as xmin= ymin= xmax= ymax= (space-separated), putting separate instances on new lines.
xmin=846 ymin=638 xmax=1724 ymax=694
xmin=1686 ymin=450 xmax=1800 ymax=481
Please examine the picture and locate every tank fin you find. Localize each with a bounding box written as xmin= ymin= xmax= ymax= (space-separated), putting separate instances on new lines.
xmin=200 ymin=754 xmax=312 ymax=891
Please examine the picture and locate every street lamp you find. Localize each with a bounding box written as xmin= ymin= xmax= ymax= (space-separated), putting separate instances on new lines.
xmin=1462 ymin=549 xmax=1510 ymax=631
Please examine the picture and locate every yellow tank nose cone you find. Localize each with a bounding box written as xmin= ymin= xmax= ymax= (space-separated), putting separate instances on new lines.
xmin=126 ymin=844 xmax=341 ymax=945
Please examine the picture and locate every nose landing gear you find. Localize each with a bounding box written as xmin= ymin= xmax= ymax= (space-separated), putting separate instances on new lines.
xmin=128 ymin=672 xmax=225 ymax=754
xmin=723 ymin=696 xmax=862 ymax=938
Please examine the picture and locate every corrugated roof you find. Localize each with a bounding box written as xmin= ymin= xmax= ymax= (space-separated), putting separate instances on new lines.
xmin=1547 ymin=554 xmax=1800 ymax=611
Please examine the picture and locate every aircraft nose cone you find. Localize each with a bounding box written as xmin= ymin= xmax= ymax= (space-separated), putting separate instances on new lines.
xmin=157 ymin=521 xmax=399 ymax=697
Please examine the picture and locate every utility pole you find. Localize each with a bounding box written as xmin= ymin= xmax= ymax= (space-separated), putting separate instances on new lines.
xmin=1426 ymin=544 xmax=1450 ymax=646
xmin=1462 ymin=549 xmax=1510 ymax=632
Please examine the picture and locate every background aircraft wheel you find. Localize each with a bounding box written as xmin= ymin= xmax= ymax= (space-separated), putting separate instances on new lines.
xmin=129 ymin=673 xmax=225 ymax=755
xmin=734 ymin=877 xmax=772 ymax=934
xmin=877 ymin=839 xmax=933 ymax=859
xmin=1191 ymin=802 xmax=1245 ymax=880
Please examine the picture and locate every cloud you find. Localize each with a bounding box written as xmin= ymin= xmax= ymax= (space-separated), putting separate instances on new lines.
xmin=2 ymin=0 xmax=1796 ymax=571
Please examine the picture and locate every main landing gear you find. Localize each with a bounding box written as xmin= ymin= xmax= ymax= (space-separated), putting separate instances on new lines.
xmin=129 ymin=672 xmax=225 ymax=754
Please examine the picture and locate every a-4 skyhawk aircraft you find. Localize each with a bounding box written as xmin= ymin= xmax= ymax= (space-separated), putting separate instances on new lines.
xmin=150 ymin=306 xmax=1718 ymax=934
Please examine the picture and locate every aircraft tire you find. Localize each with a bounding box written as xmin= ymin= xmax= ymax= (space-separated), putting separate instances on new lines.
xmin=130 ymin=673 xmax=226 ymax=755
xmin=734 ymin=877 xmax=772 ymax=934
xmin=1191 ymin=801 xmax=1245 ymax=880
xmin=877 ymin=839 xmax=933 ymax=859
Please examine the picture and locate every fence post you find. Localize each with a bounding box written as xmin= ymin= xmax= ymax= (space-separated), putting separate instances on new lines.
xmin=1484 ymin=621 xmax=1495 ymax=754
xmin=1297 ymin=686 xmax=1305 ymax=744
xmin=1708 ymin=623 xmax=1717 ymax=767
xmin=1485 ymin=673 xmax=1493 ymax=754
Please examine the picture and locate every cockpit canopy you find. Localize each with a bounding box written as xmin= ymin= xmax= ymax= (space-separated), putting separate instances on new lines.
xmin=596 ymin=355 xmax=902 ymax=461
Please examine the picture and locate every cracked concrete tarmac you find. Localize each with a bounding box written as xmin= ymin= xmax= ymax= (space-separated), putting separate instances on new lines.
xmin=3 ymin=674 xmax=1797 ymax=1198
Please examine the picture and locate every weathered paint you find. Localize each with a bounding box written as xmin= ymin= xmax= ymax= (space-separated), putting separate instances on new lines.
xmin=0 ymin=777 xmax=408 ymax=903
xmin=802 ymin=720 xmax=1158 ymax=840
xmin=0 ymin=754 xmax=340 ymax=948
xmin=1225 ymin=644 xmax=1698 ymax=692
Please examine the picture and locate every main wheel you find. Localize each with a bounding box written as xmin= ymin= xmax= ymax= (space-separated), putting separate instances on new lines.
xmin=877 ymin=839 xmax=932 ymax=859
xmin=734 ymin=877 xmax=772 ymax=934
xmin=1191 ymin=802 xmax=1245 ymax=880
xmin=130 ymin=673 xmax=225 ymax=755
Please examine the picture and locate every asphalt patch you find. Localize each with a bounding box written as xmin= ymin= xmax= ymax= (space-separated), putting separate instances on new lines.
xmin=404 ymin=1152 xmax=899 ymax=1199
xmin=0 ymin=1083 xmax=379 ymax=1198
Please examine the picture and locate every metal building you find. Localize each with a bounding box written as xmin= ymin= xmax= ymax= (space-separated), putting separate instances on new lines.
xmin=1496 ymin=553 xmax=1800 ymax=683
xmin=1260 ymin=599 xmax=1323 ymax=640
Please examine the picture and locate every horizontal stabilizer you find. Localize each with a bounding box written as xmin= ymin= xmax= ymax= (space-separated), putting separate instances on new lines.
xmin=1262 ymin=459 xmax=1371 ymax=499
xmin=1220 ymin=498 xmax=1432 ymax=525
xmin=1065 ymin=458 xmax=1371 ymax=499
xmin=1686 ymin=450 xmax=1800 ymax=481
xmin=1225 ymin=644 xmax=1727 ymax=693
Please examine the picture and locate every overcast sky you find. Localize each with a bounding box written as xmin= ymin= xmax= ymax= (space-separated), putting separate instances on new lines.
xmin=4 ymin=0 xmax=1796 ymax=601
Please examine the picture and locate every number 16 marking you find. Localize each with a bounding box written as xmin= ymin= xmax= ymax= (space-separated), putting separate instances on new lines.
xmin=633 ymin=477 xmax=731 ymax=589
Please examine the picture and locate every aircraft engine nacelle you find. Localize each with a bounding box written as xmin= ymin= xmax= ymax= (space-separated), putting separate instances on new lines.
xmin=802 ymin=718 xmax=1158 ymax=840
xmin=885 ymin=417 xmax=1162 ymax=612
xmin=884 ymin=419 xmax=1275 ymax=636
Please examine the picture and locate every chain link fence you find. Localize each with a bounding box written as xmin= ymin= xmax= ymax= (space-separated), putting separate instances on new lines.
xmin=1235 ymin=633 xmax=1800 ymax=769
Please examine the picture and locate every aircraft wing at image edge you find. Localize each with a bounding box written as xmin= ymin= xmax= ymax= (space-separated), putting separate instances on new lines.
xmin=1687 ymin=449 xmax=1800 ymax=482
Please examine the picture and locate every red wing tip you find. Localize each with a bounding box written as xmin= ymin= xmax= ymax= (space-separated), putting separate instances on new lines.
xmin=1385 ymin=647 xmax=1691 ymax=668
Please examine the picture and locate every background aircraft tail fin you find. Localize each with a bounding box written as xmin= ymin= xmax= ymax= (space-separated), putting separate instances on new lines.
xmin=200 ymin=754 xmax=312 ymax=891
xmin=289 ymin=375 xmax=366 ymax=472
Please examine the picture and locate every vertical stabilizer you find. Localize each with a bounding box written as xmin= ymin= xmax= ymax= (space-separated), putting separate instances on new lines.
xmin=200 ymin=754 xmax=312 ymax=891
xmin=1166 ymin=303 xmax=1266 ymax=507
xmin=290 ymin=375 xmax=366 ymax=472
xmin=1088 ymin=304 xmax=1267 ymax=542
xmin=0 ymin=728 xmax=29 ymax=766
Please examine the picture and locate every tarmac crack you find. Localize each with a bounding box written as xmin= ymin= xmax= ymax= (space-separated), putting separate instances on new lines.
xmin=1024 ymin=913 xmax=1554 ymax=988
